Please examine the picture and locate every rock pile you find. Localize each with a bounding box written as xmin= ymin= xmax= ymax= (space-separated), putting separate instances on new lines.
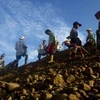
xmin=0 ymin=46 xmax=100 ymax=100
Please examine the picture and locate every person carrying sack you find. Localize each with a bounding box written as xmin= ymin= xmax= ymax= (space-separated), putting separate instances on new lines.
xmin=45 ymin=29 xmax=56 ymax=63
xmin=69 ymin=21 xmax=84 ymax=59
xmin=15 ymin=36 xmax=28 ymax=66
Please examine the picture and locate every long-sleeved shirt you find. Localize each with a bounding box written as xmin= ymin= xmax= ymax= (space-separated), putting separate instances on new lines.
xmin=15 ymin=40 xmax=27 ymax=56
xmin=48 ymin=32 xmax=56 ymax=44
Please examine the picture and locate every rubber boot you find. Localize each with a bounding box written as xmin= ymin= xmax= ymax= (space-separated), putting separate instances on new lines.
xmin=48 ymin=55 xmax=54 ymax=63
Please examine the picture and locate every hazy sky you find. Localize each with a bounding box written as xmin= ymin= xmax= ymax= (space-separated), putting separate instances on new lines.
xmin=0 ymin=0 xmax=99 ymax=66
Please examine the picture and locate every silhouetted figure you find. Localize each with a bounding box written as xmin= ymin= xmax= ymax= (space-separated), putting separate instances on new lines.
xmin=69 ymin=21 xmax=84 ymax=59
xmin=15 ymin=36 xmax=28 ymax=67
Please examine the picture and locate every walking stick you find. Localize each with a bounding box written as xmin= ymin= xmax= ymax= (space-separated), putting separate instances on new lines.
xmin=81 ymin=46 xmax=91 ymax=55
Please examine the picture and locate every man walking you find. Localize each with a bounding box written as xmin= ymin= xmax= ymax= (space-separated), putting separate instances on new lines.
xmin=69 ymin=21 xmax=84 ymax=59
xmin=15 ymin=36 xmax=28 ymax=66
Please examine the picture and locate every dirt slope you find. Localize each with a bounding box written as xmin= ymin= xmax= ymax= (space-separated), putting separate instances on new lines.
xmin=0 ymin=46 xmax=100 ymax=100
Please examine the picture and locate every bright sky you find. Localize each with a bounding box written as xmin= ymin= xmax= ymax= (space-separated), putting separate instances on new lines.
xmin=0 ymin=0 xmax=99 ymax=66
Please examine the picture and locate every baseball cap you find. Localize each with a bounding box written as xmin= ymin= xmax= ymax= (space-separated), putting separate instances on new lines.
xmin=73 ymin=21 xmax=82 ymax=27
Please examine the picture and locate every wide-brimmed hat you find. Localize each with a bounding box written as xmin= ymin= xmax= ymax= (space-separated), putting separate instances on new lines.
xmin=73 ymin=21 xmax=82 ymax=27
xmin=86 ymin=28 xmax=92 ymax=31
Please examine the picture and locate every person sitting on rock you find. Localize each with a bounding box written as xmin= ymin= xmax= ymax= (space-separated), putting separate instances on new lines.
xmin=0 ymin=53 xmax=5 ymax=70
xmin=37 ymin=40 xmax=47 ymax=60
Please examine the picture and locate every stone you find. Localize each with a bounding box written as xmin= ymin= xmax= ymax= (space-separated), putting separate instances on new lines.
xmin=75 ymin=92 xmax=81 ymax=98
xmin=83 ymin=83 xmax=91 ymax=91
xmin=85 ymin=67 xmax=93 ymax=75
xmin=79 ymin=89 xmax=87 ymax=96
xmin=69 ymin=94 xmax=78 ymax=100
xmin=53 ymin=74 xmax=65 ymax=87
xmin=53 ymin=93 xmax=68 ymax=100
xmin=42 ymin=93 xmax=53 ymax=100
xmin=32 ymin=88 xmax=35 ymax=93
xmin=67 ymin=74 xmax=75 ymax=83
xmin=8 ymin=96 xmax=12 ymax=100
xmin=89 ymin=80 xmax=94 ymax=87
xmin=4 ymin=82 xmax=20 ymax=91
xmin=22 ymin=89 xmax=28 ymax=95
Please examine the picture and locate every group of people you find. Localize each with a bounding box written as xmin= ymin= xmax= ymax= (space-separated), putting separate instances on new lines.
xmin=0 ymin=10 xmax=100 ymax=69
xmin=37 ymin=10 xmax=100 ymax=62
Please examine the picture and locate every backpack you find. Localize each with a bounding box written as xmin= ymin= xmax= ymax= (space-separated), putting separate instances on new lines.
xmin=5 ymin=60 xmax=18 ymax=69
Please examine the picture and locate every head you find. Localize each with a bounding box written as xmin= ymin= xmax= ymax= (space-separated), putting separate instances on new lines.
xmin=45 ymin=29 xmax=51 ymax=35
xmin=56 ymin=42 xmax=59 ymax=45
xmin=95 ymin=11 xmax=100 ymax=20
xmin=43 ymin=40 xmax=46 ymax=44
xmin=66 ymin=36 xmax=71 ymax=39
xmin=73 ymin=21 xmax=82 ymax=29
xmin=1 ymin=53 xmax=5 ymax=58
xmin=20 ymin=36 xmax=25 ymax=40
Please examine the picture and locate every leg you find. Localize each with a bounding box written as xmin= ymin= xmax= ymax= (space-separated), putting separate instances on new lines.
xmin=25 ymin=53 xmax=28 ymax=65
xmin=16 ymin=55 xmax=21 ymax=67
xmin=37 ymin=53 xmax=41 ymax=61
